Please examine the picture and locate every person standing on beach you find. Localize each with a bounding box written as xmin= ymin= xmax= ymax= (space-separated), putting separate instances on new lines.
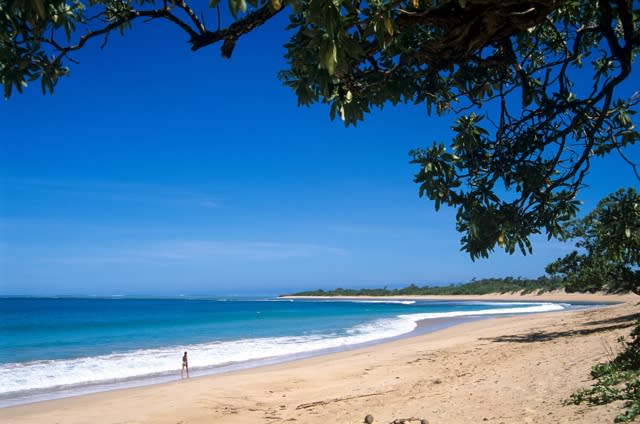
xmin=181 ymin=351 xmax=189 ymax=378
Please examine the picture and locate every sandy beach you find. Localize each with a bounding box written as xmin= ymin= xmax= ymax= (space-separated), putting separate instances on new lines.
xmin=3 ymin=292 xmax=638 ymax=424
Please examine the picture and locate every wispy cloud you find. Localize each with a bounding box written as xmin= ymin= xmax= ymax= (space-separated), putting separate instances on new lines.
xmin=2 ymin=178 xmax=220 ymax=209
xmin=12 ymin=240 xmax=349 ymax=265
xmin=131 ymin=240 xmax=349 ymax=261
xmin=331 ymin=224 xmax=394 ymax=235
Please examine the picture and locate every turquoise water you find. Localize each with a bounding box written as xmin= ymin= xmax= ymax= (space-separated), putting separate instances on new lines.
xmin=0 ymin=296 xmax=572 ymax=406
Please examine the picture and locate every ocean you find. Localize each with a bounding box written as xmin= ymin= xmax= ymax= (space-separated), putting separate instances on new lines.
xmin=0 ymin=296 xmax=582 ymax=407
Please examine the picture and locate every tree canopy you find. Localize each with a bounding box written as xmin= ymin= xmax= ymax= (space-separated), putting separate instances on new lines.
xmin=546 ymin=187 xmax=640 ymax=295
xmin=2 ymin=0 xmax=639 ymax=258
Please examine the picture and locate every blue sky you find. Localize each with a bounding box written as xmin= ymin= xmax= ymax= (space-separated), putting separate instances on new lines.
xmin=1 ymin=12 xmax=638 ymax=296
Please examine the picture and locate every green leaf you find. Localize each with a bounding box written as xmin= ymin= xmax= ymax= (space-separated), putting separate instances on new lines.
xmin=270 ymin=0 xmax=282 ymax=10
xmin=324 ymin=42 xmax=337 ymax=75
xmin=31 ymin=0 xmax=47 ymax=19
xmin=383 ymin=17 xmax=394 ymax=36
xmin=228 ymin=0 xmax=239 ymax=17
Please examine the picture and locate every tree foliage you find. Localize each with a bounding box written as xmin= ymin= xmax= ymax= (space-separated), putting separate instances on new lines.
xmin=2 ymin=0 xmax=639 ymax=258
xmin=546 ymin=187 xmax=640 ymax=295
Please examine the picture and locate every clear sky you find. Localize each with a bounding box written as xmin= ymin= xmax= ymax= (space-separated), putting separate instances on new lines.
xmin=1 ymin=12 xmax=638 ymax=296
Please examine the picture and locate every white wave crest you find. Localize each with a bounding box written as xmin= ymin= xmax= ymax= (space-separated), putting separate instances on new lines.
xmin=399 ymin=302 xmax=565 ymax=322
xmin=349 ymin=300 xmax=417 ymax=305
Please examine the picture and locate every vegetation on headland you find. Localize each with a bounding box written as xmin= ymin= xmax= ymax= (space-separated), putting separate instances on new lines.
xmin=285 ymin=276 xmax=565 ymax=297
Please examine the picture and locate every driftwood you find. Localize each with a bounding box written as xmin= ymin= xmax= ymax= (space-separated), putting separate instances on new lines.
xmin=389 ymin=418 xmax=429 ymax=424
xmin=363 ymin=415 xmax=429 ymax=424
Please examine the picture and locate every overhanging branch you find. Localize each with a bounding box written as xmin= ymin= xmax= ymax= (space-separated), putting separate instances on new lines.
xmin=38 ymin=3 xmax=285 ymax=66
xmin=189 ymin=4 xmax=284 ymax=56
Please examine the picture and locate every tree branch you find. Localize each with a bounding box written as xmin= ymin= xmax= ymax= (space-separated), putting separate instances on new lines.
xmin=173 ymin=0 xmax=207 ymax=34
xmin=189 ymin=4 xmax=284 ymax=55
xmin=616 ymin=144 xmax=640 ymax=181
xmin=42 ymin=8 xmax=201 ymax=67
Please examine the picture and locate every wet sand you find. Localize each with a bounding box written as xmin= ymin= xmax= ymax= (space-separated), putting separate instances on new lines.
xmin=3 ymin=292 xmax=638 ymax=424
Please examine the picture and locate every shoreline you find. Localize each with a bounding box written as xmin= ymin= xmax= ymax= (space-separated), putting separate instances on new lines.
xmin=1 ymin=296 xmax=589 ymax=408
xmin=0 ymin=297 xmax=568 ymax=408
xmin=4 ymin=293 xmax=638 ymax=423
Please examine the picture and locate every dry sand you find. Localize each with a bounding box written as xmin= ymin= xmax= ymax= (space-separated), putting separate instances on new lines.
xmin=3 ymin=292 xmax=639 ymax=424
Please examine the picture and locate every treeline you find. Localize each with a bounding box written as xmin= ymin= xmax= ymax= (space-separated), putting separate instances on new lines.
xmin=287 ymin=276 xmax=565 ymax=297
